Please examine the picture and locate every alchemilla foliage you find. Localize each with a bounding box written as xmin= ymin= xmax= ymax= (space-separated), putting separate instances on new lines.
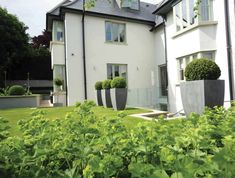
xmin=0 ymin=101 xmax=235 ymax=177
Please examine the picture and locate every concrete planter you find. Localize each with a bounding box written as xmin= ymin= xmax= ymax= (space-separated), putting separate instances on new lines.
xmin=111 ymin=88 xmax=127 ymax=110
xmin=53 ymin=91 xmax=66 ymax=107
xmin=101 ymin=89 xmax=112 ymax=108
xmin=180 ymin=80 xmax=225 ymax=116
xmin=0 ymin=95 xmax=41 ymax=109
xmin=95 ymin=90 xmax=103 ymax=106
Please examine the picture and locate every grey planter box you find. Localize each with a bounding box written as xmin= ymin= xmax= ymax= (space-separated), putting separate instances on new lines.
xmin=0 ymin=95 xmax=41 ymax=109
xmin=101 ymin=89 xmax=112 ymax=108
xmin=111 ymin=88 xmax=127 ymax=110
xmin=180 ymin=80 xmax=225 ymax=116
xmin=95 ymin=90 xmax=103 ymax=106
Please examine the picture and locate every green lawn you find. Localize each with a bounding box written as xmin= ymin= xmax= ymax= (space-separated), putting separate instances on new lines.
xmin=0 ymin=106 xmax=150 ymax=136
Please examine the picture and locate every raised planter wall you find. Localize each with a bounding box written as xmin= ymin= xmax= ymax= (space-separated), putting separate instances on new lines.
xmin=0 ymin=95 xmax=41 ymax=109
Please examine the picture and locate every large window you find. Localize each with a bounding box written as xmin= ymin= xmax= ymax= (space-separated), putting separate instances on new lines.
xmin=105 ymin=22 xmax=126 ymax=43
xmin=107 ymin=64 xmax=127 ymax=80
xmin=174 ymin=0 xmax=213 ymax=32
xmin=159 ymin=65 xmax=168 ymax=97
xmin=177 ymin=51 xmax=215 ymax=81
xmin=53 ymin=21 xmax=64 ymax=42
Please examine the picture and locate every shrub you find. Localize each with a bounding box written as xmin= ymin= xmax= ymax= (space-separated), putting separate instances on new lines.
xmin=185 ymin=58 xmax=221 ymax=81
xmin=111 ymin=77 xmax=127 ymax=88
xmin=8 ymin=85 xmax=25 ymax=95
xmin=54 ymin=77 xmax=63 ymax=86
xmin=102 ymin=79 xmax=112 ymax=89
xmin=95 ymin=81 xmax=103 ymax=90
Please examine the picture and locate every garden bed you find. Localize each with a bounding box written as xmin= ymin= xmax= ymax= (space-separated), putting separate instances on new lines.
xmin=0 ymin=95 xmax=41 ymax=109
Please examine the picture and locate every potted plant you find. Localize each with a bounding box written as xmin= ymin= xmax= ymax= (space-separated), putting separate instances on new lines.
xmin=54 ymin=77 xmax=63 ymax=91
xmin=180 ymin=58 xmax=224 ymax=116
xmin=101 ymin=79 xmax=112 ymax=108
xmin=95 ymin=81 xmax=103 ymax=106
xmin=110 ymin=77 xmax=127 ymax=110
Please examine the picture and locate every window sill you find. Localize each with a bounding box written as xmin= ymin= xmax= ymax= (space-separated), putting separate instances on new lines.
xmin=105 ymin=41 xmax=128 ymax=46
xmin=172 ymin=21 xmax=218 ymax=39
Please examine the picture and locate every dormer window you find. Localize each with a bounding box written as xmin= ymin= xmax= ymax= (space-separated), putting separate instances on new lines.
xmin=122 ymin=0 xmax=140 ymax=10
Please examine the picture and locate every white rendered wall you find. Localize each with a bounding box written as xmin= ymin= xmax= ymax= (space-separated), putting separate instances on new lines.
xmin=64 ymin=13 xmax=156 ymax=106
xmin=50 ymin=41 xmax=65 ymax=69
xmin=65 ymin=13 xmax=85 ymax=105
xmin=162 ymin=0 xmax=232 ymax=113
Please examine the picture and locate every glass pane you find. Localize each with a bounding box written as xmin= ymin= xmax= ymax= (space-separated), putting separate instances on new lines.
xmin=119 ymin=24 xmax=125 ymax=42
xmin=200 ymin=0 xmax=210 ymax=21
xmin=107 ymin=64 xmax=112 ymax=79
xmin=119 ymin=65 xmax=127 ymax=79
xmin=189 ymin=0 xmax=195 ymax=24
xmin=202 ymin=52 xmax=214 ymax=59
xmin=130 ymin=0 xmax=139 ymax=10
xmin=175 ymin=3 xmax=181 ymax=31
xmin=160 ymin=65 xmax=168 ymax=96
xmin=53 ymin=21 xmax=64 ymax=42
xmin=182 ymin=0 xmax=188 ymax=28
xmin=122 ymin=0 xmax=131 ymax=7
xmin=114 ymin=65 xmax=119 ymax=77
xmin=112 ymin=23 xmax=119 ymax=42
xmin=105 ymin=22 xmax=112 ymax=41
xmin=54 ymin=65 xmax=66 ymax=86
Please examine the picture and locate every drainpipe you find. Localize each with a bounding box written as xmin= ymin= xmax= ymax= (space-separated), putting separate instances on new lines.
xmin=162 ymin=15 xmax=169 ymax=110
xmin=224 ymin=0 xmax=234 ymax=101
xmin=63 ymin=20 xmax=68 ymax=106
xmin=82 ymin=0 xmax=88 ymax=100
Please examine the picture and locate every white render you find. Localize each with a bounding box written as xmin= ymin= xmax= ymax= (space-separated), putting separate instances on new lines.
xmin=49 ymin=0 xmax=235 ymax=113
xmin=62 ymin=13 xmax=156 ymax=106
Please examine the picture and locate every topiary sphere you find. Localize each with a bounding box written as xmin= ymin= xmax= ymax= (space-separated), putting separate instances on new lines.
xmin=111 ymin=77 xmax=127 ymax=88
xmin=102 ymin=79 xmax=112 ymax=89
xmin=8 ymin=85 xmax=25 ymax=95
xmin=54 ymin=77 xmax=63 ymax=86
xmin=95 ymin=81 xmax=103 ymax=90
xmin=185 ymin=58 xmax=221 ymax=81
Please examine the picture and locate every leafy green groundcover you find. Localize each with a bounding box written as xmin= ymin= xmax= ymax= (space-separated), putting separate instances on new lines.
xmin=0 ymin=101 xmax=235 ymax=178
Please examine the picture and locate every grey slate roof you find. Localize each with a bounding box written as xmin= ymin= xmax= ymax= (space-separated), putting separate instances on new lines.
xmin=47 ymin=0 xmax=157 ymax=31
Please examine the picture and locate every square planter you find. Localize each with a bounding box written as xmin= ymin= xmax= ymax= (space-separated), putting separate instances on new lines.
xmin=180 ymin=80 xmax=225 ymax=116
xmin=101 ymin=89 xmax=112 ymax=108
xmin=95 ymin=90 xmax=103 ymax=106
xmin=111 ymin=88 xmax=127 ymax=110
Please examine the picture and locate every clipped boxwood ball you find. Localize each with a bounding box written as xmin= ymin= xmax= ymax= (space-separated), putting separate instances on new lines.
xmin=102 ymin=79 xmax=112 ymax=89
xmin=54 ymin=77 xmax=63 ymax=86
xmin=8 ymin=85 xmax=25 ymax=95
xmin=185 ymin=58 xmax=221 ymax=81
xmin=95 ymin=81 xmax=103 ymax=90
xmin=111 ymin=77 xmax=127 ymax=88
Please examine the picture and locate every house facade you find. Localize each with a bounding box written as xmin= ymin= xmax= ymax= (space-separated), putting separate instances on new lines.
xmin=47 ymin=0 xmax=235 ymax=113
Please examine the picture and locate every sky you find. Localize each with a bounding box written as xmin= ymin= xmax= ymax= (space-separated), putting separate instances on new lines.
xmin=0 ymin=0 xmax=160 ymax=37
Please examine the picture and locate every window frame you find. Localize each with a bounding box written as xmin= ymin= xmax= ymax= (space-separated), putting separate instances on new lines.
xmin=173 ymin=0 xmax=214 ymax=32
xmin=105 ymin=21 xmax=127 ymax=44
xmin=52 ymin=21 xmax=64 ymax=42
xmin=107 ymin=63 xmax=128 ymax=81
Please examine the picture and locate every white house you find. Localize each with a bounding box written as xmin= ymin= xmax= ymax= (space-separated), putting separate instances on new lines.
xmin=46 ymin=0 xmax=235 ymax=113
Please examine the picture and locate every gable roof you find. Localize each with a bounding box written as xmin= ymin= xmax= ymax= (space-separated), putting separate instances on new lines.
xmin=46 ymin=0 xmax=157 ymax=31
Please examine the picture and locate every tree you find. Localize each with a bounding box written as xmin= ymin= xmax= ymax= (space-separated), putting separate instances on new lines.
xmin=31 ymin=29 xmax=51 ymax=49
xmin=0 ymin=7 xmax=29 ymax=74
